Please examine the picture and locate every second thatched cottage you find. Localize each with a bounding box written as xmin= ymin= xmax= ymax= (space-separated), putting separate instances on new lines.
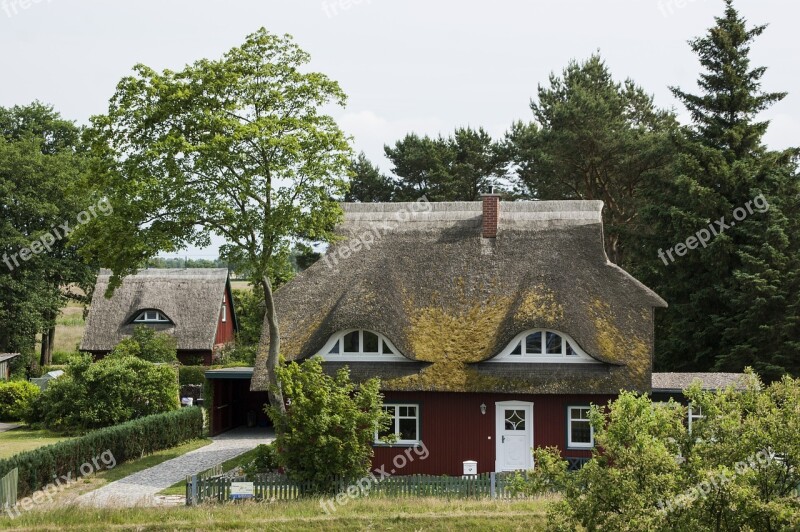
xmin=243 ymin=195 xmax=668 ymax=475
xmin=81 ymin=268 xmax=237 ymax=365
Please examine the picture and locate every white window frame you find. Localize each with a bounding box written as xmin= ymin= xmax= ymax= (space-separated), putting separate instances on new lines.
xmin=132 ymin=310 xmax=171 ymax=324
xmin=319 ymin=329 xmax=409 ymax=362
xmin=493 ymin=330 xmax=599 ymax=363
xmin=688 ymin=404 xmax=703 ymax=434
xmin=567 ymin=406 xmax=594 ymax=449
xmin=375 ymin=403 xmax=420 ymax=445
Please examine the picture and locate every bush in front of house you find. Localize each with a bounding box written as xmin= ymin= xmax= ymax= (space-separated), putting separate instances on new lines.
xmin=0 ymin=406 xmax=203 ymax=498
xmin=111 ymin=325 xmax=177 ymax=363
xmin=242 ymin=442 xmax=280 ymax=476
xmin=515 ymin=372 xmax=800 ymax=532
xmin=0 ymin=380 xmax=40 ymax=421
xmin=266 ymin=357 xmax=391 ymax=494
xmin=28 ymin=353 xmax=179 ymax=432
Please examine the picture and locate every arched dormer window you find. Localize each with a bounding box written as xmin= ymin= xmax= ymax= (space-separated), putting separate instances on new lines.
xmin=493 ymin=330 xmax=598 ymax=363
xmin=131 ymin=309 xmax=172 ymax=324
xmin=318 ymin=330 xmax=409 ymax=362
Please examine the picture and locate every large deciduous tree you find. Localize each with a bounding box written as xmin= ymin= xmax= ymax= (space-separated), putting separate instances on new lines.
xmin=505 ymin=55 xmax=677 ymax=266
xmin=639 ymin=0 xmax=800 ymax=378
xmin=0 ymin=103 xmax=96 ymax=367
xmin=78 ymin=30 xmax=352 ymax=411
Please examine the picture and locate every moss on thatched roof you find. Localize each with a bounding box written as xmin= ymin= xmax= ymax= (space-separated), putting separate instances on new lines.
xmin=252 ymin=200 xmax=666 ymax=394
xmin=80 ymin=269 xmax=229 ymax=352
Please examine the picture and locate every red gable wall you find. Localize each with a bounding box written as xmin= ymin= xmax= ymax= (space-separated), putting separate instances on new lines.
xmin=215 ymin=285 xmax=235 ymax=345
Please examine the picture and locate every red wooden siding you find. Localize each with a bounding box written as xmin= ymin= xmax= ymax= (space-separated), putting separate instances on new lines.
xmin=372 ymin=391 xmax=615 ymax=476
xmin=214 ymin=285 xmax=235 ymax=345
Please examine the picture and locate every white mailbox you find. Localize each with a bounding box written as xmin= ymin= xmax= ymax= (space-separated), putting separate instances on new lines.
xmin=463 ymin=460 xmax=477 ymax=475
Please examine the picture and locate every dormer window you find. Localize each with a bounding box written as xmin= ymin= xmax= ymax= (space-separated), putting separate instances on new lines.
xmin=132 ymin=310 xmax=172 ymax=324
xmin=494 ymin=329 xmax=598 ymax=363
xmin=319 ymin=330 xmax=408 ymax=362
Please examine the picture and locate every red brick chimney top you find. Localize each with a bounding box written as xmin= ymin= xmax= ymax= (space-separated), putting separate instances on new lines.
xmin=481 ymin=193 xmax=500 ymax=238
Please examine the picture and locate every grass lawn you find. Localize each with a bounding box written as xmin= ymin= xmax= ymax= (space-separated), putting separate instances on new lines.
xmin=0 ymin=428 xmax=70 ymax=459
xmin=0 ymin=496 xmax=551 ymax=531
xmin=159 ymin=446 xmax=261 ymax=496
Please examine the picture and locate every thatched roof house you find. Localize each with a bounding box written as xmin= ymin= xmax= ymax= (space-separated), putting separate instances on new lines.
xmin=242 ymin=197 xmax=671 ymax=474
xmin=252 ymin=198 xmax=666 ymax=395
xmin=81 ymin=268 xmax=236 ymax=364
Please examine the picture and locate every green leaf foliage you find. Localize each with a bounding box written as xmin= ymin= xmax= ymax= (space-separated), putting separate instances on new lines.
xmin=31 ymin=353 xmax=179 ymax=432
xmin=110 ymin=325 xmax=178 ymax=363
xmin=266 ymin=357 xmax=391 ymax=494
xmin=0 ymin=380 xmax=40 ymax=421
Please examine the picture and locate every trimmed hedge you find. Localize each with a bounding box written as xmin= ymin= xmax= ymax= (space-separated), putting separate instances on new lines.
xmin=0 ymin=407 xmax=203 ymax=497
xmin=178 ymin=365 xmax=206 ymax=386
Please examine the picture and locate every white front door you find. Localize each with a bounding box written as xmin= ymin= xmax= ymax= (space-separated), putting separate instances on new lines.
xmin=495 ymin=401 xmax=534 ymax=471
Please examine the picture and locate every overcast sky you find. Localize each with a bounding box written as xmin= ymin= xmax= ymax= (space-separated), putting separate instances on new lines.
xmin=2 ymin=0 xmax=797 ymax=258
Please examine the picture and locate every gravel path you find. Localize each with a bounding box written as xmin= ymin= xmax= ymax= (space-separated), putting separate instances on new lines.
xmin=78 ymin=427 xmax=273 ymax=507
xmin=0 ymin=422 xmax=21 ymax=433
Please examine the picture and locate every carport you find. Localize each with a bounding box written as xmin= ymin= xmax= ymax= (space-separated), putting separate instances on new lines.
xmin=204 ymin=367 xmax=271 ymax=436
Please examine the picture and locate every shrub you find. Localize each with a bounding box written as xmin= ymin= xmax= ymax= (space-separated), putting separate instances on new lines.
xmin=178 ymin=366 xmax=206 ymax=386
xmin=242 ymin=443 xmax=280 ymax=476
xmin=0 ymin=381 xmax=40 ymax=421
xmin=34 ymin=353 xmax=179 ymax=432
xmin=266 ymin=357 xmax=391 ymax=494
xmin=520 ymin=372 xmax=800 ymax=532
xmin=0 ymin=407 xmax=203 ymax=497
xmin=111 ymin=325 xmax=177 ymax=363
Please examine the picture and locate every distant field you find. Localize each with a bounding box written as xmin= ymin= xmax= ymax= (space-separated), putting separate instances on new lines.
xmin=52 ymin=301 xmax=85 ymax=356
xmin=230 ymin=280 xmax=253 ymax=291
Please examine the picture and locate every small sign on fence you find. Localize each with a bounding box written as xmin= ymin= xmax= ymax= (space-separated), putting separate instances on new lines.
xmin=230 ymin=481 xmax=255 ymax=500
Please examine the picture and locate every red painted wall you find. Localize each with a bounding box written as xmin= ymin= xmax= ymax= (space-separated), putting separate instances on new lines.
xmin=371 ymin=391 xmax=615 ymax=476
xmin=214 ymin=285 xmax=235 ymax=345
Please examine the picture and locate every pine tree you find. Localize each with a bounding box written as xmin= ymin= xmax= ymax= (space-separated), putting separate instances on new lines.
xmin=639 ymin=1 xmax=800 ymax=379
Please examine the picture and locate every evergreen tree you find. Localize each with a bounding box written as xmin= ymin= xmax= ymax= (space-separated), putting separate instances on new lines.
xmin=506 ymin=55 xmax=677 ymax=266
xmin=345 ymin=152 xmax=396 ymax=202
xmin=639 ymin=1 xmax=800 ymax=379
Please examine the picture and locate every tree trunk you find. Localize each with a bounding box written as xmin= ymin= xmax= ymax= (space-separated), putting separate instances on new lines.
xmin=39 ymin=326 xmax=55 ymax=367
xmin=261 ymin=276 xmax=286 ymax=414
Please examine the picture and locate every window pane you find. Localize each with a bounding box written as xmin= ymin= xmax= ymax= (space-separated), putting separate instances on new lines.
xmin=343 ymin=331 xmax=359 ymax=353
xmin=329 ymin=340 xmax=340 ymax=354
xmin=546 ymin=332 xmax=562 ymax=354
xmin=398 ymin=418 xmax=417 ymax=441
xmin=146 ymin=311 xmax=157 ymax=321
xmin=405 ymin=406 xmax=416 ymax=417
xmin=525 ymin=332 xmax=542 ymax=354
xmin=382 ymin=340 xmax=395 ymax=355
xmin=510 ymin=342 xmax=522 ymax=355
xmin=383 ymin=406 xmax=396 ymax=416
xmin=504 ymin=409 xmax=526 ymax=430
xmin=566 ymin=342 xmax=576 ymax=356
xmin=573 ymin=407 xmax=590 ymax=420
xmin=363 ymin=331 xmax=379 ymax=353
xmin=571 ymin=420 xmax=591 ymax=443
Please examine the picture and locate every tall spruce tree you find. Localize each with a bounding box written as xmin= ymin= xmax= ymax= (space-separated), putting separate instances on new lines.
xmin=638 ymin=1 xmax=800 ymax=378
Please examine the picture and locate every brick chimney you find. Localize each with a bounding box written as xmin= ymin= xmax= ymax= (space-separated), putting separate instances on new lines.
xmin=481 ymin=192 xmax=500 ymax=238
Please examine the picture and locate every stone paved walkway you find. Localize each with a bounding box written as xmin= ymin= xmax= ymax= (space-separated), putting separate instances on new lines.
xmin=78 ymin=426 xmax=273 ymax=507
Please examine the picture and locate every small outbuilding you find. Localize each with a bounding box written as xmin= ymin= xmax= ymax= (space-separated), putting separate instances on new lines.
xmin=0 ymin=354 xmax=20 ymax=381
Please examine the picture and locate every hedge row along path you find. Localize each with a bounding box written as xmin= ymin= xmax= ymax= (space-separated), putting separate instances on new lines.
xmin=78 ymin=426 xmax=274 ymax=507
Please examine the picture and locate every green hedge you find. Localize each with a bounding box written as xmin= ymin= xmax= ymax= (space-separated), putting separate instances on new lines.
xmin=178 ymin=365 xmax=206 ymax=386
xmin=0 ymin=407 xmax=203 ymax=497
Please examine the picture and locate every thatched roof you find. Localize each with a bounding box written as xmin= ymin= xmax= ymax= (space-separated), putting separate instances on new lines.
xmin=80 ymin=269 xmax=230 ymax=353
xmin=651 ymin=372 xmax=750 ymax=393
xmin=252 ymin=200 xmax=667 ymax=394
